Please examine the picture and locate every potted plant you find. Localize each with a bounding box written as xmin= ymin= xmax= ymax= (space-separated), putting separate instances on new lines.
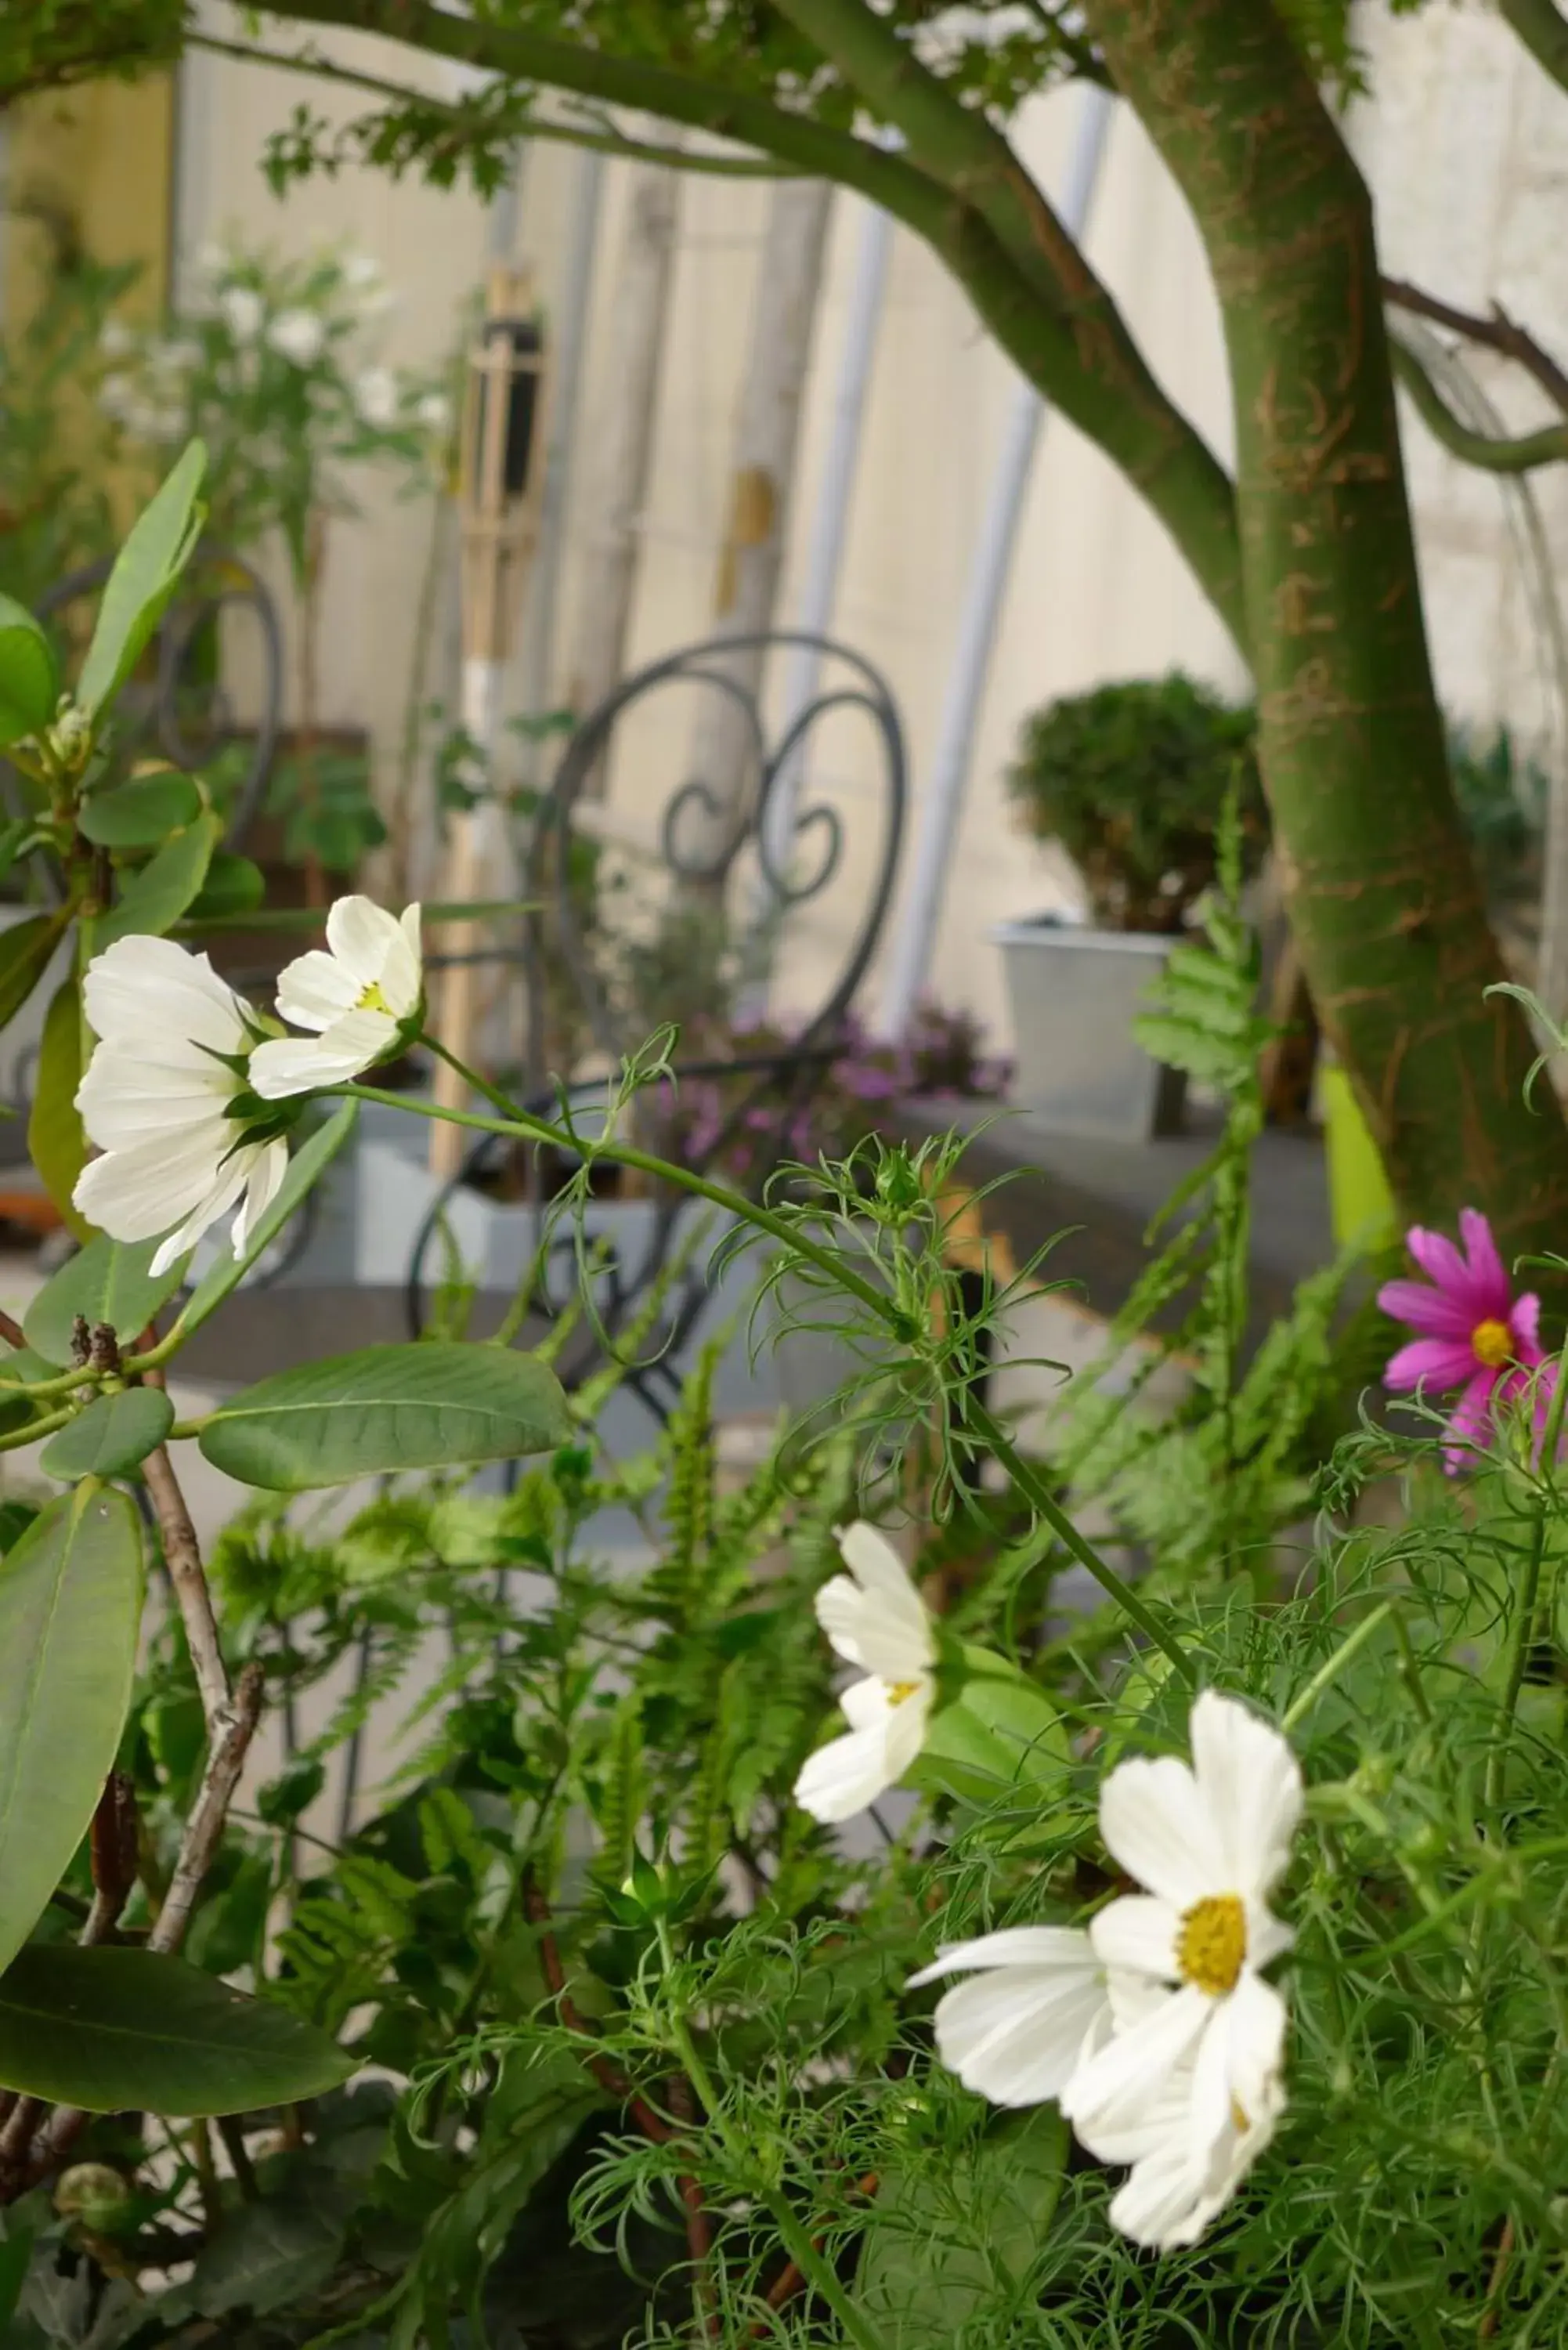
xmin=994 ymin=671 xmax=1266 ymax=1139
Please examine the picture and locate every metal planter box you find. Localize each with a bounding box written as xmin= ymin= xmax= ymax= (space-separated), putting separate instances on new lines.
xmin=992 ymin=918 xmax=1186 ymax=1142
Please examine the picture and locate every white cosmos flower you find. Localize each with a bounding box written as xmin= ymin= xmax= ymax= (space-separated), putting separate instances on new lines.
xmin=250 ymin=896 xmax=423 ymax=1099
xmin=355 ymin=364 xmax=399 ymax=426
xmin=98 ymin=319 xmax=135 ymax=359
xmin=219 ymin=284 xmax=265 ymax=345
xmin=1058 ymin=1692 xmax=1299 ymax=2222
xmin=907 ymin=1927 xmax=1113 ymax=2108
xmin=73 ymin=937 xmax=289 ymax=1279
xmin=343 ymin=251 xmax=382 ymax=291
xmin=267 ymin=306 xmax=327 ymax=367
xmin=793 ymin=1523 xmax=936 ymax=1824
xmin=416 ymin=389 xmax=451 ymax=434
xmin=1100 ymin=2025 xmax=1288 ymax=2250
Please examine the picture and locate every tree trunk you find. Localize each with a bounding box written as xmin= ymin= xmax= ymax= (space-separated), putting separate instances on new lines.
xmin=565 ymin=150 xmax=682 ymax=789
xmin=681 ymin=178 xmax=833 ymax=877
xmin=1082 ymin=0 xmax=1568 ymax=1259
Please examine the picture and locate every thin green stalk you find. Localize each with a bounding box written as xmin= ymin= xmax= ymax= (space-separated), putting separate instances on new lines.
xmin=661 ymin=2008 xmax=884 ymax=2350
xmin=0 ymin=1405 xmax=74 ymax=1454
xmin=1486 ymin=1499 xmax=1549 ymax=1816
xmin=970 ymin=1403 xmax=1196 ymax=1687
xmin=340 ymin=1075 xmax=904 ymax=1330
xmin=1282 ymin=1603 xmax=1395 ymax=1735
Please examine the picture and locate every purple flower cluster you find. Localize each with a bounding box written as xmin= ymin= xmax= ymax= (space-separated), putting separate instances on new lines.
xmin=649 ymin=1001 xmax=1010 ymax=1188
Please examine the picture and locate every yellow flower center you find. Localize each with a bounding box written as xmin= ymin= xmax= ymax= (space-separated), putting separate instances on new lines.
xmin=356 ymin=980 xmax=393 ymax=1016
xmin=1176 ymin=1893 xmax=1248 ymax=1996
xmin=1230 ymin=2097 xmax=1251 ymax=2135
xmin=886 ymin=1678 xmax=923 ymax=1707
xmin=1472 ymin=1318 xmax=1512 ymax=1369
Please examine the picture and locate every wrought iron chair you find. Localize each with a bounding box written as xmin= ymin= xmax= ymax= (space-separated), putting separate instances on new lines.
xmin=405 ymin=630 xmax=907 ymax=1426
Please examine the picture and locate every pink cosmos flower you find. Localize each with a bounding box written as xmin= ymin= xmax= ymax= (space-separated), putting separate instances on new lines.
xmin=1378 ymin=1208 xmax=1551 ymax=1473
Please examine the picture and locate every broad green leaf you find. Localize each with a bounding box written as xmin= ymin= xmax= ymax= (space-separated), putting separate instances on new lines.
xmin=96 ymin=811 xmax=219 ymax=947
xmin=78 ymin=439 xmax=208 ymax=719
xmin=78 ymin=767 xmax=203 ymax=848
xmin=175 ymin=1101 xmax=357 ymax=1342
xmin=200 ymin=1340 xmax=572 ymax=1491
xmin=0 ymin=2229 xmax=30 ymax=2334
xmin=186 ymin=850 xmax=266 ymax=923
xmin=0 ymin=592 xmax=57 ymax=747
xmin=25 ymin=1231 xmax=191 ymax=1366
xmin=914 ymin=1649 xmax=1071 ymax=1807
xmin=0 ymin=1500 xmax=40 ymax=1553
xmin=0 ymin=1943 xmax=351 ymax=2113
xmin=0 ymin=1486 xmax=142 ymax=1976
xmin=42 ymin=1386 xmax=174 ymax=1480
xmin=28 ymin=977 xmax=91 ymax=1240
xmin=184 ymin=2196 xmax=347 ymax=2319
xmin=0 ymin=912 xmax=64 ymax=1034
xmin=858 ymin=2110 xmax=1068 ymax=2347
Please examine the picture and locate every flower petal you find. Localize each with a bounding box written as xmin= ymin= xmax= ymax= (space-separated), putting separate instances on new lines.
xmin=1383 ymin=1336 xmax=1479 ymax=1394
xmin=275 ymin=948 xmax=361 ymax=1032
xmin=1089 ymin=1894 xmax=1182 ymax=1983
xmin=149 ymin=1148 xmax=256 ymax=1276
xmin=1188 ymin=1692 xmax=1302 ymax=1900
xmin=249 ymin=1011 xmax=397 ymax=1098
xmin=1375 ymin=1278 xmax=1475 ymax=1340
xmin=232 ymin=1137 xmax=290 ymax=1256
xmin=1404 ymin=1223 xmax=1481 ymax=1306
xmin=1458 ymin=1207 xmax=1512 ymax=1316
xmin=909 ymin=1925 xmax=1097 ymax=1987
xmin=84 ymin=935 xmax=246 ymax=1056
xmin=814 ymin=1526 xmax=932 ymax=1676
xmin=1099 ymin=1753 xmax=1228 ymax=1907
xmin=381 ymin=902 xmax=422 ymax=1015
xmin=1443 ymin=1366 xmax=1500 ymax=1473
xmin=925 ymin=1956 xmax=1110 ymax=2108
xmin=1060 ymin=1980 xmax=1212 ymax=2153
xmin=1510 ymin=1291 xmax=1544 ymax=1364
xmin=74 ymin=1123 xmax=233 ymax=1242
xmin=325 ymin=894 xmax=403 ymax=988
xmin=793 ymin=1719 xmax=897 ymax=1823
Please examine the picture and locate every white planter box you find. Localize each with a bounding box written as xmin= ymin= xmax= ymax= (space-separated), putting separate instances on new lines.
xmin=993 ymin=917 xmax=1186 ymax=1142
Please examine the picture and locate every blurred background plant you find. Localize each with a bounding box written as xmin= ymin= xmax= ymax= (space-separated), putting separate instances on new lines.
xmin=0 ymin=205 xmax=129 ymax=616
xmin=1447 ymin=718 xmax=1549 ymax=973
xmin=1005 ymin=671 xmax=1269 ymax=935
xmin=97 ymin=238 xmax=457 ymax=901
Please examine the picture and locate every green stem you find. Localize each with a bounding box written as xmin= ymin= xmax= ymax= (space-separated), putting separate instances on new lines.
xmin=1485 ymin=1500 xmax=1549 ymax=1816
xmin=0 ymin=1405 xmax=74 ymax=1454
xmin=344 ymin=1071 xmax=905 ymax=1331
xmin=1390 ymin=338 xmax=1568 ymax=472
xmin=970 ymin=1404 xmax=1196 ymax=1687
xmin=1282 ymin=1602 xmax=1395 ymax=1734
xmin=662 ymin=2009 xmax=884 ymax=2350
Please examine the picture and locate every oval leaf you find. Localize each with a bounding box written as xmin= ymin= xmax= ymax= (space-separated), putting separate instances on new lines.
xmin=0 ymin=593 xmax=58 ymax=747
xmin=0 ymin=913 xmax=64 ymax=1034
xmin=175 ymin=1101 xmax=357 ymax=1343
xmin=0 ymin=1944 xmax=350 ymax=2114
xmin=78 ymin=439 xmax=208 ymax=720
xmin=186 ymin=850 xmax=266 ymax=923
xmin=28 ymin=977 xmax=91 ymax=1239
xmin=42 ymin=1386 xmax=174 ymax=1480
xmin=200 ymin=1340 xmax=572 ymax=1491
xmin=0 ymin=1487 xmax=142 ymax=1976
xmin=96 ymin=811 xmax=219 ymax=947
xmin=79 ymin=767 xmax=204 ymax=848
xmin=25 ymin=1231 xmax=191 ymax=1366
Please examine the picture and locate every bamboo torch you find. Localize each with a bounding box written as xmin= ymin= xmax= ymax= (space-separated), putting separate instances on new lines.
xmin=429 ymin=265 xmax=546 ymax=1174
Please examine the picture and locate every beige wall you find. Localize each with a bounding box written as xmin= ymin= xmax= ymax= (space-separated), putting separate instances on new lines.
xmin=178 ymin=13 xmax=1568 ymax=1052
xmin=1350 ymin=5 xmax=1568 ymax=773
